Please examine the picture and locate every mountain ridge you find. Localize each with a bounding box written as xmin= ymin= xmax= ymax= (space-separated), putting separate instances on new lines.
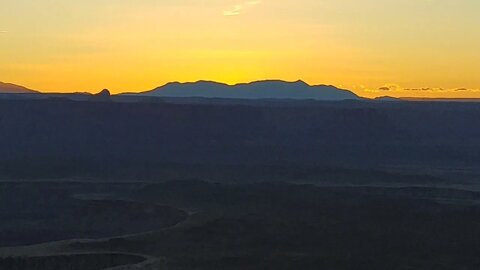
xmin=137 ymin=80 xmax=360 ymax=101
xmin=5 ymin=80 xmax=480 ymax=102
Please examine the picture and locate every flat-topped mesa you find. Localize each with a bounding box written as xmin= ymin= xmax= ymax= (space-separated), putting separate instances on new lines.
xmin=89 ymin=89 xmax=112 ymax=101
xmin=97 ymin=89 xmax=111 ymax=97
xmin=140 ymin=80 xmax=360 ymax=101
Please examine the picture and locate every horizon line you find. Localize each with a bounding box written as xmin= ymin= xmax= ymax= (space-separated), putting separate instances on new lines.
xmin=2 ymin=79 xmax=348 ymax=94
xmin=2 ymin=79 xmax=480 ymax=99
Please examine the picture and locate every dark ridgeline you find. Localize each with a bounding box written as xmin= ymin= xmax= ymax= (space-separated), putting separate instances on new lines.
xmin=138 ymin=80 xmax=360 ymax=100
xmin=0 ymin=97 xmax=479 ymax=179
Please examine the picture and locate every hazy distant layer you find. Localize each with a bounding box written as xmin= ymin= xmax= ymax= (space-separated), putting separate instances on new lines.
xmin=137 ymin=80 xmax=360 ymax=101
xmin=1 ymin=99 xmax=480 ymax=180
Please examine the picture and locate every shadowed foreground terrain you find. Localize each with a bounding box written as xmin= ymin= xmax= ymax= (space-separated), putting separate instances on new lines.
xmin=0 ymin=253 xmax=145 ymax=270
xmin=1 ymin=98 xmax=480 ymax=269
xmin=2 ymin=178 xmax=480 ymax=269
xmin=0 ymin=182 xmax=187 ymax=247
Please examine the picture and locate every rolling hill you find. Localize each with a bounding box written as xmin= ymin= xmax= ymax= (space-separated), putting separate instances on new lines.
xmin=0 ymin=82 xmax=39 ymax=94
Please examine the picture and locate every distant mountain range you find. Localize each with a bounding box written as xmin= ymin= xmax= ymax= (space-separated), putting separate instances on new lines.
xmin=136 ymin=80 xmax=360 ymax=101
xmin=1 ymin=80 xmax=360 ymax=101
xmin=0 ymin=82 xmax=38 ymax=94
xmin=2 ymin=80 xmax=480 ymax=102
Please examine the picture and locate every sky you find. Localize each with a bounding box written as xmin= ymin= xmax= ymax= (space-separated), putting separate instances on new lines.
xmin=1 ymin=0 xmax=479 ymax=98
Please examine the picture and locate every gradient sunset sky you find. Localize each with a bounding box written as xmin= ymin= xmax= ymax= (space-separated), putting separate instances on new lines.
xmin=1 ymin=0 xmax=479 ymax=97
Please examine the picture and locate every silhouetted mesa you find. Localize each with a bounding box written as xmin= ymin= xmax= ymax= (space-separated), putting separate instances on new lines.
xmin=90 ymin=89 xmax=112 ymax=101
xmin=135 ymin=80 xmax=360 ymax=100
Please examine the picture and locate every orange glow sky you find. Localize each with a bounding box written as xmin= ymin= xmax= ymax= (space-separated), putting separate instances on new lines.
xmin=1 ymin=0 xmax=479 ymax=98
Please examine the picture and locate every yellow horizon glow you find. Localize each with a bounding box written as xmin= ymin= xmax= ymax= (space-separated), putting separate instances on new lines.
xmin=1 ymin=0 xmax=479 ymax=98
